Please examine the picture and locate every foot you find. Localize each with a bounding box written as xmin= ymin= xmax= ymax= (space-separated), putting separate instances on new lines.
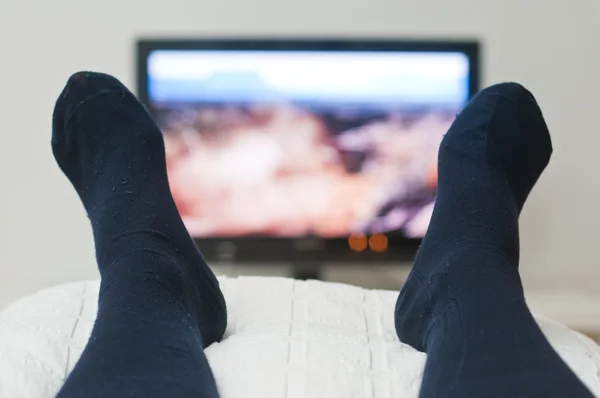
xmin=52 ymin=71 xmax=226 ymax=346
xmin=395 ymin=82 xmax=552 ymax=350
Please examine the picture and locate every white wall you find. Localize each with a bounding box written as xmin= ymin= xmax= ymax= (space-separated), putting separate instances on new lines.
xmin=0 ymin=0 xmax=599 ymax=310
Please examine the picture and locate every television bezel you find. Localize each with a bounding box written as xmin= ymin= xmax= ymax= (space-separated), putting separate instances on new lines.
xmin=135 ymin=38 xmax=480 ymax=263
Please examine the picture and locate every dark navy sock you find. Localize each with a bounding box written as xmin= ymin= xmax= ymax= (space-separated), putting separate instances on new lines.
xmin=52 ymin=72 xmax=225 ymax=398
xmin=395 ymin=83 xmax=593 ymax=397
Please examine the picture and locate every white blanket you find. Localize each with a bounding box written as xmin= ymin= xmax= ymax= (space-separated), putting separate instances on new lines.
xmin=1 ymin=276 xmax=599 ymax=397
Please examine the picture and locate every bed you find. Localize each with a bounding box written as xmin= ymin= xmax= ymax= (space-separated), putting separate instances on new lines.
xmin=1 ymin=276 xmax=599 ymax=397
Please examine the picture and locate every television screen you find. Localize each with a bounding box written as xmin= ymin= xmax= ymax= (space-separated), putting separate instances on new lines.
xmin=137 ymin=40 xmax=478 ymax=262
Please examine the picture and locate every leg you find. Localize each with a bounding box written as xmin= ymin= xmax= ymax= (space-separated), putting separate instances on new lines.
xmin=395 ymin=83 xmax=594 ymax=397
xmin=52 ymin=72 xmax=226 ymax=397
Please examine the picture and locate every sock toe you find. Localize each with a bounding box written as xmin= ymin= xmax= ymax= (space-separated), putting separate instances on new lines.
xmin=439 ymin=82 xmax=551 ymax=210
xmin=57 ymin=72 xmax=128 ymax=112
xmin=51 ymin=71 xmax=155 ymax=188
xmin=53 ymin=72 xmax=129 ymax=139
xmin=448 ymin=82 xmax=541 ymax=138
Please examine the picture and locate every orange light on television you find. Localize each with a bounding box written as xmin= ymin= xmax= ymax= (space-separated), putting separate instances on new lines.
xmin=348 ymin=233 xmax=368 ymax=252
xmin=369 ymin=233 xmax=388 ymax=252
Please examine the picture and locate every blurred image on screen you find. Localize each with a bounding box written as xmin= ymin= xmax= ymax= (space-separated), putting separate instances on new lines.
xmin=146 ymin=50 xmax=470 ymax=239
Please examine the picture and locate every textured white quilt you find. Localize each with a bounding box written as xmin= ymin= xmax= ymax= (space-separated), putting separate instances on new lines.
xmin=1 ymin=276 xmax=599 ymax=398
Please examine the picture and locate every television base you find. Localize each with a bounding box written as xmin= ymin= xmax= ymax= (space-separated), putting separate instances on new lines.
xmin=291 ymin=263 xmax=323 ymax=281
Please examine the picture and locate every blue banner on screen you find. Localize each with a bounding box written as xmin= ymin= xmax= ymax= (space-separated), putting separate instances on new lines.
xmin=145 ymin=49 xmax=472 ymax=238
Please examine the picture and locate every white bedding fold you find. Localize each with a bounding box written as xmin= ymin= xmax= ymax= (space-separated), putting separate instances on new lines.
xmin=1 ymin=276 xmax=599 ymax=398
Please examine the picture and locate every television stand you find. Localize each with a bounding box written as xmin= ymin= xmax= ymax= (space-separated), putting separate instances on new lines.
xmin=291 ymin=263 xmax=323 ymax=281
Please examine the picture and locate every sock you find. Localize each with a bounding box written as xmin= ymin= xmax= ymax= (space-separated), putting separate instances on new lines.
xmin=52 ymin=72 xmax=225 ymax=397
xmin=395 ymin=83 xmax=593 ymax=397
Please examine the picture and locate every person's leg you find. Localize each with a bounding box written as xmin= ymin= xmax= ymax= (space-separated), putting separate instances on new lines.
xmin=52 ymin=72 xmax=226 ymax=398
xmin=395 ymin=83 xmax=594 ymax=397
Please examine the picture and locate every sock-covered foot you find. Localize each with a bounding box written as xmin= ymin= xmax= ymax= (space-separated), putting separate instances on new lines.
xmin=395 ymin=82 xmax=551 ymax=349
xmin=395 ymin=83 xmax=593 ymax=397
xmin=52 ymin=71 xmax=226 ymax=346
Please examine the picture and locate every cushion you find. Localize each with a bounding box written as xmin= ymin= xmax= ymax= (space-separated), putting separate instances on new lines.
xmin=1 ymin=276 xmax=599 ymax=397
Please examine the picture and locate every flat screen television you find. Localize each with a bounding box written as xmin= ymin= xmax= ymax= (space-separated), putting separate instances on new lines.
xmin=136 ymin=39 xmax=480 ymax=265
